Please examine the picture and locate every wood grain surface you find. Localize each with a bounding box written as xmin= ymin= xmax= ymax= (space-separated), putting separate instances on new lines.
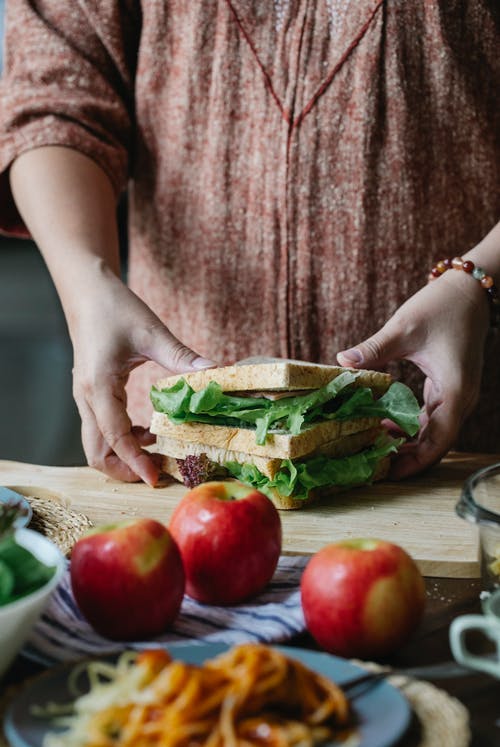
xmin=1 ymin=452 xmax=499 ymax=578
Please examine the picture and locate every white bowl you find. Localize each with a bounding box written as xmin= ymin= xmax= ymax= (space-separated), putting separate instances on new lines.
xmin=0 ymin=529 xmax=65 ymax=679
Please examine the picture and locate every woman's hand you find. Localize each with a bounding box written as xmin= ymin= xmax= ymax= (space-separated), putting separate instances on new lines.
xmin=70 ymin=266 xmax=215 ymax=486
xmin=337 ymin=269 xmax=490 ymax=478
xmin=9 ymin=146 xmax=216 ymax=486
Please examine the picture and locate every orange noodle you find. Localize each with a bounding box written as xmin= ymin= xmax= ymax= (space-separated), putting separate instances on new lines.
xmin=43 ymin=643 xmax=351 ymax=747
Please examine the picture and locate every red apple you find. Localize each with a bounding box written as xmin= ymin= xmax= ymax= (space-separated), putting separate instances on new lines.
xmin=301 ymin=538 xmax=426 ymax=658
xmin=169 ymin=481 xmax=282 ymax=605
xmin=70 ymin=518 xmax=185 ymax=640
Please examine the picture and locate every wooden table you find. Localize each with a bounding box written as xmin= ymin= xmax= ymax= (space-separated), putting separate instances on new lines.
xmin=2 ymin=455 xmax=500 ymax=745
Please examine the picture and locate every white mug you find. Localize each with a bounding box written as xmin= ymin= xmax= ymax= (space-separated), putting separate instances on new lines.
xmin=449 ymin=589 xmax=500 ymax=679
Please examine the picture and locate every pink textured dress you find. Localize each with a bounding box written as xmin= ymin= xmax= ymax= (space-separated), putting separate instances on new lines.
xmin=0 ymin=1 xmax=499 ymax=450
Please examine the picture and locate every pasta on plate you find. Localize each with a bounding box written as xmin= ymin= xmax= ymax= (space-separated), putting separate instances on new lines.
xmin=40 ymin=643 xmax=353 ymax=746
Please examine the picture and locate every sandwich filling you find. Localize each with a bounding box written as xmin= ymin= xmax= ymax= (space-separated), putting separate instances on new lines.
xmin=150 ymin=370 xmax=420 ymax=445
xmin=166 ymin=432 xmax=402 ymax=500
xmin=224 ymin=433 xmax=402 ymax=500
xmin=150 ymin=370 xmax=420 ymax=502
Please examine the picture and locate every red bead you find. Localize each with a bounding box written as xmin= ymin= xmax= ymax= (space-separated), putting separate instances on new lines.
xmin=427 ymin=257 xmax=498 ymax=326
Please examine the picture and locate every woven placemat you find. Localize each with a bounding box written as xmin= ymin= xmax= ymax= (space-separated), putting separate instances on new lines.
xmin=25 ymin=492 xmax=94 ymax=556
xmin=356 ymin=665 xmax=471 ymax=747
xmin=0 ymin=665 xmax=470 ymax=747
xmin=399 ymin=676 xmax=470 ymax=747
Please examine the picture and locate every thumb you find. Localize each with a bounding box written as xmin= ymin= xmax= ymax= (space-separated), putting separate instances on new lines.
xmin=337 ymin=323 xmax=403 ymax=370
xmin=145 ymin=324 xmax=216 ymax=374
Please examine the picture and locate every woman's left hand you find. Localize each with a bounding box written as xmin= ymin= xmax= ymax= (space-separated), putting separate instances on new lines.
xmin=337 ymin=269 xmax=490 ymax=478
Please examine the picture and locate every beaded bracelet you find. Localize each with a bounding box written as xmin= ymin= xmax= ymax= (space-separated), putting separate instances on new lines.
xmin=428 ymin=256 xmax=500 ymax=328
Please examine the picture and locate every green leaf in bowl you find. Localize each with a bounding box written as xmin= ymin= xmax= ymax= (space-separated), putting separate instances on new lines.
xmin=0 ymin=534 xmax=56 ymax=607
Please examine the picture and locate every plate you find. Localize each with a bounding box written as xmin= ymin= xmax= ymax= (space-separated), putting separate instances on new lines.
xmin=0 ymin=487 xmax=32 ymax=528
xmin=4 ymin=642 xmax=412 ymax=747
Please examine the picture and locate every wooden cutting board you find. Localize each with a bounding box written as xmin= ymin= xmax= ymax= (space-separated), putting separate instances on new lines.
xmin=1 ymin=453 xmax=497 ymax=578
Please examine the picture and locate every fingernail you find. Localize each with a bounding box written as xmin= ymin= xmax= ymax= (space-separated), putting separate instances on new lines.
xmin=192 ymin=357 xmax=216 ymax=369
xmin=339 ymin=348 xmax=363 ymax=364
xmin=137 ymin=454 xmax=160 ymax=487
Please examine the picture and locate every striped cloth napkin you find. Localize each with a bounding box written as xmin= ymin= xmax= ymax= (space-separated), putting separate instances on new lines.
xmin=23 ymin=555 xmax=308 ymax=665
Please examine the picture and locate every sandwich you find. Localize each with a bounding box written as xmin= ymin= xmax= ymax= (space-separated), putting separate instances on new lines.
xmin=149 ymin=359 xmax=420 ymax=510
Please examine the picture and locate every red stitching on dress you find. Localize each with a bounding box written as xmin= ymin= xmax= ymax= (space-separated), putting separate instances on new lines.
xmin=293 ymin=0 xmax=384 ymax=128
xmin=225 ymin=0 xmax=384 ymax=130
xmin=224 ymin=0 xmax=291 ymax=123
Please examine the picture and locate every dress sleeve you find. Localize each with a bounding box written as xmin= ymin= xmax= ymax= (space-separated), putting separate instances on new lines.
xmin=0 ymin=0 xmax=140 ymax=237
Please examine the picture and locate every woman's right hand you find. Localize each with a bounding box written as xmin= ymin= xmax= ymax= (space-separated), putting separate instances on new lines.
xmin=9 ymin=146 xmax=216 ymax=487
xmin=70 ymin=264 xmax=215 ymax=486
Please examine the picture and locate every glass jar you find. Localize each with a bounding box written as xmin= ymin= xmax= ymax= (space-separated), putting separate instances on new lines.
xmin=456 ymin=463 xmax=500 ymax=591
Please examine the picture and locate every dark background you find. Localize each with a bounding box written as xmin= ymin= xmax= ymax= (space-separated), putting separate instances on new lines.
xmin=0 ymin=3 xmax=86 ymax=466
xmin=0 ymin=242 xmax=85 ymax=466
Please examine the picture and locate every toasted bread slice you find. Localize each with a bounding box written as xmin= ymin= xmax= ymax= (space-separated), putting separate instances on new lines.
xmin=161 ymin=455 xmax=191 ymax=485
xmin=154 ymin=360 xmax=392 ymax=395
xmin=150 ymin=412 xmax=382 ymax=460
xmin=155 ymin=426 xmax=382 ymax=480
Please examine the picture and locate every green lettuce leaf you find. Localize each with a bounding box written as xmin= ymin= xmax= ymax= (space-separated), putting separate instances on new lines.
xmin=149 ymin=379 xmax=193 ymax=422
xmin=0 ymin=534 xmax=56 ymax=606
xmin=225 ymin=434 xmax=403 ymax=501
xmin=331 ymin=381 xmax=420 ymax=436
xmin=376 ymin=382 xmax=421 ymax=436
xmin=150 ymin=372 xmax=420 ymax=444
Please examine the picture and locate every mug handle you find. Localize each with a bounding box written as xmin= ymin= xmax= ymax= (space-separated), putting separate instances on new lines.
xmin=449 ymin=614 xmax=500 ymax=679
